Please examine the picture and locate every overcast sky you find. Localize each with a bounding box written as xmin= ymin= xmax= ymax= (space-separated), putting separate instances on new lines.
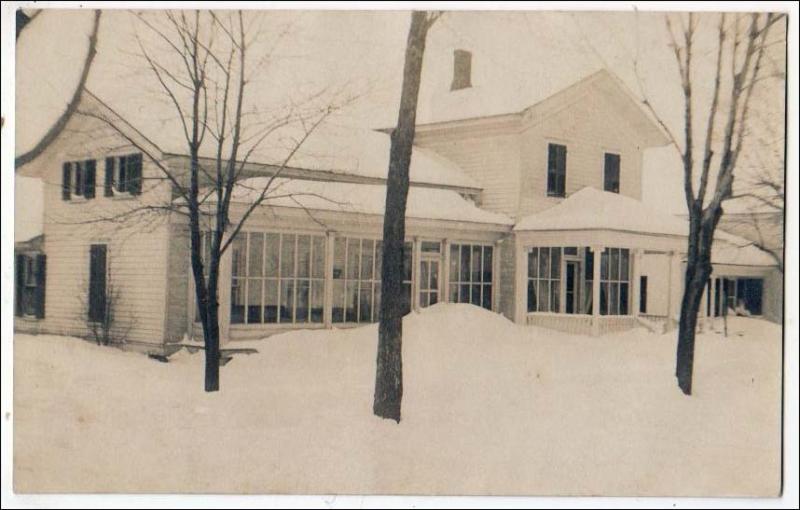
xmin=14 ymin=7 xmax=787 ymax=241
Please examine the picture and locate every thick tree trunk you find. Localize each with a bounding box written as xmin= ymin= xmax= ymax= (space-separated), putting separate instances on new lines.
xmin=374 ymin=11 xmax=431 ymax=422
xmin=675 ymin=209 xmax=720 ymax=395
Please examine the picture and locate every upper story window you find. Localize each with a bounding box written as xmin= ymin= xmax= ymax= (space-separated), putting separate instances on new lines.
xmin=604 ymin=153 xmax=620 ymax=194
xmin=546 ymin=143 xmax=567 ymax=197
xmin=62 ymin=159 xmax=97 ymax=200
xmin=104 ymin=153 xmax=143 ymax=197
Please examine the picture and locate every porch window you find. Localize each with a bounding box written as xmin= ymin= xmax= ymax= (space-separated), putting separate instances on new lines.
xmin=332 ymin=238 xmax=413 ymax=324
xmin=448 ymin=243 xmax=493 ymax=310
xmin=231 ymin=232 xmax=325 ymax=325
xmin=599 ymin=247 xmax=630 ymax=315
xmin=527 ymin=247 xmax=561 ymax=312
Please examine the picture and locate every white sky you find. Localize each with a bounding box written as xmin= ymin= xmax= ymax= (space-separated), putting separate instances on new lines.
xmin=13 ymin=7 xmax=787 ymax=241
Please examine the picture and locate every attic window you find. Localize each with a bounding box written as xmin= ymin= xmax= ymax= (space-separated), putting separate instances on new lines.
xmin=451 ymin=49 xmax=472 ymax=91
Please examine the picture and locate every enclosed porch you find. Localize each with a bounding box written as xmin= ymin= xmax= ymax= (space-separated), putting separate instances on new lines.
xmin=512 ymin=188 xmax=688 ymax=336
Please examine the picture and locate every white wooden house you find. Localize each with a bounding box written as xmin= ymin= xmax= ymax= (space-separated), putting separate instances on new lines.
xmin=15 ymin=52 xmax=781 ymax=354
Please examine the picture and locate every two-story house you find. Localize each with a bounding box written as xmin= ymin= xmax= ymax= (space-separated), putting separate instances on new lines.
xmin=15 ymin=50 xmax=780 ymax=355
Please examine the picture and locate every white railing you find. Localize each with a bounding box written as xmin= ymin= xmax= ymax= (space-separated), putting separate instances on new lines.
xmin=527 ymin=313 xmax=639 ymax=336
xmin=527 ymin=312 xmax=593 ymax=335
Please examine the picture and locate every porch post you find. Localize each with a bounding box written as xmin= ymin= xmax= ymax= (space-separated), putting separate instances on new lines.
xmin=591 ymin=246 xmax=603 ymax=336
xmin=442 ymin=238 xmax=451 ymax=303
xmin=493 ymin=239 xmax=502 ymax=312
xmin=513 ymin=240 xmax=527 ymax=324
xmin=187 ymin=261 xmax=196 ymax=340
xmin=412 ymin=237 xmax=421 ymax=312
xmin=323 ymin=231 xmax=334 ymax=327
xmin=631 ymin=249 xmax=643 ymax=318
xmin=218 ymin=244 xmax=232 ymax=344
xmin=698 ymin=277 xmax=708 ymax=332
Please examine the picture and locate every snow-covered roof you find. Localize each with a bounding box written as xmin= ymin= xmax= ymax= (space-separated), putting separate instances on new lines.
xmin=221 ymin=177 xmax=513 ymax=226
xmin=711 ymin=229 xmax=777 ymax=267
xmin=514 ymin=187 xmax=688 ymax=236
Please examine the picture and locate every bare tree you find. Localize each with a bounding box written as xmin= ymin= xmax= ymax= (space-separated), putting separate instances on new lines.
xmin=374 ymin=10 xmax=441 ymax=422
xmin=78 ymin=10 xmax=356 ymax=392
xmin=634 ymin=12 xmax=785 ymax=395
xmin=15 ymin=10 xmax=102 ymax=168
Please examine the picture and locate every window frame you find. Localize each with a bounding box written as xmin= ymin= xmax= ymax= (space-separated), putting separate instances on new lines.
xmin=603 ymin=152 xmax=621 ymax=194
xmin=230 ymin=231 xmax=326 ymax=326
xmin=526 ymin=246 xmax=562 ymax=313
xmin=546 ymin=143 xmax=567 ymax=198
xmin=448 ymin=242 xmax=494 ymax=311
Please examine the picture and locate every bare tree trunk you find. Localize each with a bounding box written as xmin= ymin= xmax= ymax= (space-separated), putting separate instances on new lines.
xmin=374 ymin=11 xmax=434 ymax=422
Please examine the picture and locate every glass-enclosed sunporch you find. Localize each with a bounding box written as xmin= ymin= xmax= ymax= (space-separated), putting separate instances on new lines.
xmin=512 ymin=230 xmax=686 ymax=336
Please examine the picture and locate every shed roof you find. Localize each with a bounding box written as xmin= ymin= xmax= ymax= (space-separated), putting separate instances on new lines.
xmin=218 ymin=177 xmax=513 ymax=226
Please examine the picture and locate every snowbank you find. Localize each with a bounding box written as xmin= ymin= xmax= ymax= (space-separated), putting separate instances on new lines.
xmin=14 ymin=305 xmax=782 ymax=495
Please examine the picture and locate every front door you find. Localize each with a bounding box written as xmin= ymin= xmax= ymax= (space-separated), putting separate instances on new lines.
xmin=565 ymin=260 xmax=579 ymax=314
xmin=419 ymin=255 xmax=440 ymax=308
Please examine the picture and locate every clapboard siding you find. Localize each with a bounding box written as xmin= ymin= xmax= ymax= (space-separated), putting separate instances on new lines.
xmin=164 ymin=222 xmax=191 ymax=343
xmin=518 ymin=96 xmax=644 ymax=217
xmin=26 ymin=101 xmax=175 ymax=347
xmin=414 ymin=132 xmax=521 ymax=216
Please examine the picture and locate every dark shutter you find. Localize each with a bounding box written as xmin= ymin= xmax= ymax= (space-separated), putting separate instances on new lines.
xmin=129 ymin=153 xmax=143 ymax=194
xmin=84 ymin=159 xmax=96 ymax=199
xmin=62 ymin=162 xmax=72 ymax=201
xmin=15 ymin=254 xmax=25 ymax=317
xmin=639 ymin=275 xmax=648 ymax=314
xmin=88 ymin=245 xmax=107 ymax=322
xmin=34 ymin=254 xmax=47 ymax=319
xmin=104 ymin=157 xmax=115 ymax=197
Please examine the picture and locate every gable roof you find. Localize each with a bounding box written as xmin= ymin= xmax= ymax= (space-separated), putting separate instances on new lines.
xmin=17 ymin=89 xmax=481 ymax=191
xmin=412 ymin=69 xmax=669 ymax=148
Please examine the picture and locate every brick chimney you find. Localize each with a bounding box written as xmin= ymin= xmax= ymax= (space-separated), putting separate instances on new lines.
xmin=450 ymin=49 xmax=472 ymax=91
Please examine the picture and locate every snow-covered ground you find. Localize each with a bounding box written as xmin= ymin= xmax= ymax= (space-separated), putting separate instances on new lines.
xmin=13 ymin=304 xmax=782 ymax=496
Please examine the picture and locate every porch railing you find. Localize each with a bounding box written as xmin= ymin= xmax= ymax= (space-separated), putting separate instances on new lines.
xmin=526 ymin=312 xmax=639 ymax=336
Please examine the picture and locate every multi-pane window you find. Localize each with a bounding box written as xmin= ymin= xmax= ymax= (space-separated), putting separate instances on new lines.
xmin=104 ymin=153 xmax=143 ymax=196
xmin=604 ymin=153 xmax=620 ymax=193
xmin=598 ymin=247 xmax=630 ymax=315
xmin=332 ymin=238 xmax=412 ymax=323
xmin=527 ymin=247 xmax=561 ymax=312
xmin=546 ymin=143 xmax=567 ymax=197
xmin=62 ymin=159 xmax=97 ymax=200
xmin=419 ymin=241 xmax=441 ymax=308
xmin=449 ymin=243 xmax=493 ymax=310
xmin=231 ymin=232 xmax=325 ymax=325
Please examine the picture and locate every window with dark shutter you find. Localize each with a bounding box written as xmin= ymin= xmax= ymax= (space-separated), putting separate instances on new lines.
xmin=604 ymin=153 xmax=620 ymax=193
xmin=639 ymin=275 xmax=648 ymax=314
xmin=84 ymin=159 xmax=97 ymax=199
xmin=117 ymin=155 xmax=128 ymax=193
xmin=74 ymin=161 xmax=84 ymax=197
xmin=88 ymin=244 xmax=107 ymax=323
xmin=546 ymin=143 xmax=567 ymax=197
xmin=34 ymin=254 xmax=46 ymax=318
xmin=104 ymin=157 xmax=115 ymax=197
xmin=15 ymin=254 xmax=25 ymax=317
xmin=62 ymin=162 xmax=72 ymax=201
xmin=129 ymin=153 xmax=143 ymax=194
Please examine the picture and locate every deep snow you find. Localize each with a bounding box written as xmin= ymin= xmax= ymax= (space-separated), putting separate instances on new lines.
xmin=13 ymin=304 xmax=782 ymax=495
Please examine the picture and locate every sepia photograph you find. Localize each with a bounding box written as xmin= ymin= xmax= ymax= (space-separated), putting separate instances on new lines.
xmin=2 ymin=1 xmax=797 ymax=507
